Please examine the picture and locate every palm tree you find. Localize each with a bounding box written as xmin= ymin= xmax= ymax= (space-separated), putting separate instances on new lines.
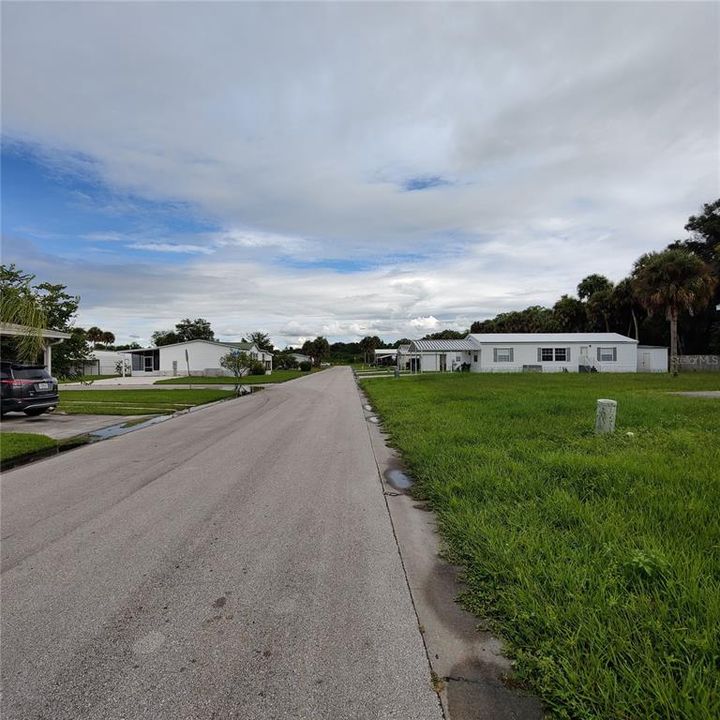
xmin=86 ymin=326 xmax=104 ymax=348
xmin=101 ymin=331 xmax=115 ymax=347
xmin=611 ymin=278 xmax=640 ymax=340
xmin=632 ymin=249 xmax=718 ymax=371
xmin=0 ymin=277 xmax=47 ymax=362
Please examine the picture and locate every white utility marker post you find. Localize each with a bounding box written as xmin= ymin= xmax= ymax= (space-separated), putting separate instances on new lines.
xmin=595 ymin=398 xmax=617 ymax=434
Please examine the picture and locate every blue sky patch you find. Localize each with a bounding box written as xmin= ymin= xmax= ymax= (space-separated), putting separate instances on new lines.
xmin=401 ymin=175 xmax=451 ymax=192
xmin=1 ymin=140 xmax=218 ymax=262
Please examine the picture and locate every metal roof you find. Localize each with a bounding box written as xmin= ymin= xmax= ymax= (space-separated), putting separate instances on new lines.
xmin=120 ymin=339 xmax=267 ymax=354
xmin=0 ymin=322 xmax=71 ymax=340
xmin=467 ymin=333 xmax=637 ymax=344
xmin=410 ymin=339 xmax=477 ymax=352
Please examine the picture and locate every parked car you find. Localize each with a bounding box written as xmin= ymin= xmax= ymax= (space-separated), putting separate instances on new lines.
xmin=0 ymin=362 xmax=59 ymax=417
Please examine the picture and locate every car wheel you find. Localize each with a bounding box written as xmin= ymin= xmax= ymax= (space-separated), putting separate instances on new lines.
xmin=23 ymin=409 xmax=47 ymax=417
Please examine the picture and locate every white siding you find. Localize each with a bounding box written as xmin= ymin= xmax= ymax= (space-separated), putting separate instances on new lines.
xmin=78 ymin=350 xmax=125 ymax=375
xmin=478 ymin=342 xmax=637 ymax=373
xmin=637 ymin=347 xmax=668 ymax=373
xmin=408 ymin=335 xmax=640 ymax=373
xmin=158 ymin=342 xmax=235 ymax=375
xmin=127 ymin=341 xmax=268 ymax=376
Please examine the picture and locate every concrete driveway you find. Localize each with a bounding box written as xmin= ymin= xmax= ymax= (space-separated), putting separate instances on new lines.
xmin=0 ymin=412 xmax=142 ymax=440
xmin=1 ymin=367 xmax=442 ymax=719
xmin=61 ymin=374 xmax=160 ymax=387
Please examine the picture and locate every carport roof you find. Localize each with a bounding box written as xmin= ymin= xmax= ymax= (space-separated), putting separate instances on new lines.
xmin=409 ymin=339 xmax=477 ymax=352
xmin=0 ymin=322 xmax=71 ymax=340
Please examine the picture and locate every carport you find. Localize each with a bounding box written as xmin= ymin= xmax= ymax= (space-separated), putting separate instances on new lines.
xmin=0 ymin=322 xmax=71 ymax=375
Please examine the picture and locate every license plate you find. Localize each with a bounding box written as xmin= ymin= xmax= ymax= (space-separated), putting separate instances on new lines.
xmin=36 ymin=382 xmax=50 ymax=390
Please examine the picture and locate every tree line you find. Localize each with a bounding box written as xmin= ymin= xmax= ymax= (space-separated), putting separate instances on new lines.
xmin=470 ymin=200 xmax=719 ymax=360
xmin=338 ymin=200 xmax=720 ymax=364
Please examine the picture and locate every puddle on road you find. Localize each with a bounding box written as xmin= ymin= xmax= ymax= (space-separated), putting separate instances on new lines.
xmin=384 ymin=468 xmax=414 ymax=491
xmin=89 ymin=415 xmax=170 ymax=441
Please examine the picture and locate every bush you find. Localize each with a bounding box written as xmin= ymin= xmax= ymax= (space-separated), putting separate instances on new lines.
xmin=299 ymin=361 xmax=312 ymax=372
xmin=248 ymin=360 xmax=266 ymax=375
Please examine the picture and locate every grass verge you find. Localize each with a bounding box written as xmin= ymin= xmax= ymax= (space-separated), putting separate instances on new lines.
xmin=59 ymin=388 xmax=235 ymax=415
xmin=1 ymin=432 xmax=57 ymax=462
xmin=361 ymin=372 xmax=720 ymax=719
xmin=153 ymin=369 xmax=315 ymax=385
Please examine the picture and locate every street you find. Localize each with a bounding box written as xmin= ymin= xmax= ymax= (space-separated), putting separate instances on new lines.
xmin=1 ymin=367 xmax=442 ymax=719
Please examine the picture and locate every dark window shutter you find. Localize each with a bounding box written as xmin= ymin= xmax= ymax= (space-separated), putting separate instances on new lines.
xmin=493 ymin=348 xmax=498 ymax=362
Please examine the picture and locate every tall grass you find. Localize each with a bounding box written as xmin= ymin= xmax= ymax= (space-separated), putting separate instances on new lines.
xmin=362 ymin=373 xmax=720 ymax=719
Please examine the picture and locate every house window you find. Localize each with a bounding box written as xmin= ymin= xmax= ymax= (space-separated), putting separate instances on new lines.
xmin=473 ymin=354 xmax=478 ymax=363
xmin=598 ymin=347 xmax=617 ymax=362
xmin=538 ymin=347 xmax=570 ymax=362
xmin=493 ymin=348 xmax=514 ymax=362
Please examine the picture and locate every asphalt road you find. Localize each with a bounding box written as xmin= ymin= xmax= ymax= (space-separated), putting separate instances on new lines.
xmin=1 ymin=367 xmax=442 ymax=720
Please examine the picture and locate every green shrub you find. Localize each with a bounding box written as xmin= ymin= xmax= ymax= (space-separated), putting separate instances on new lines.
xmin=248 ymin=360 xmax=266 ymax=375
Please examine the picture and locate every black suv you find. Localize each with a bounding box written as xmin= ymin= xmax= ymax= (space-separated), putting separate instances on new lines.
xmin=0 ymin=362 xmax=59 ymax=417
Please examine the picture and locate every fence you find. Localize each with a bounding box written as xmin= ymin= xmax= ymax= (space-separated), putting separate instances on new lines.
xmin=677 ymin=355 xmax=720 ymax=372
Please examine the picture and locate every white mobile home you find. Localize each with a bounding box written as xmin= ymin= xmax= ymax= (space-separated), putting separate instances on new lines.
xmin=407 ymin=333 xmax=645 ymax=373
xmin=121 ymin=339 xmax=273 ymax=377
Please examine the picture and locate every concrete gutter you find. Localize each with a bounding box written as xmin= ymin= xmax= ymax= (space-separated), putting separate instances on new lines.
xmin=357 ymin=385 xmax=543 ymax=720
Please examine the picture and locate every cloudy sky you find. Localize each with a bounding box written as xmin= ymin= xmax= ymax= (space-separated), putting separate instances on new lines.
xmin=2 ymin=1 xmax=718 ymax=346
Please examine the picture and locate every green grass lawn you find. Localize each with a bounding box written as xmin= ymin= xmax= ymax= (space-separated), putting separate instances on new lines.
xmin=153 ymin=369 xmax=314 ymax=385
xmin=361 ymin=372 xmax=720 ymax=720
xmin=59 ymin=388 xmax=235 ymax=415
xmin=1 ymin=432 xmax=57 ymax=461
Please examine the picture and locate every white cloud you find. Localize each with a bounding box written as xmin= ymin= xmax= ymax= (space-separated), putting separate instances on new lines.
xmin=409 ymin=316 xmax=440 ymax=332
xmin=81 ymin=231 xmax=126 ymax=242
xmin=2 ymin=2 xmax=718 ymax=341
xmin=127 ymin=242 xmax=214 ymax=255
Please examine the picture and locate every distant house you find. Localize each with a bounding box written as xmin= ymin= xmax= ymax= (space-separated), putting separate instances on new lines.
xmin=121 ymin=339 xmax=273 ymax=376
xmin=76 ymin=349 xmax=127 ymax=376
xmin=0 ymin=322 xmax=71 ymax=375
xmin=404 ymin=333 xmax=665 ymax=373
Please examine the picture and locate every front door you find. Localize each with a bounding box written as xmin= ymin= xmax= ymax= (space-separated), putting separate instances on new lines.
xmin=640 ymin=352 xmax=650 ymax=371
xmin=579 ymin=346 xmax=589 ymax=366
xmin=439 ymin=354 xmax=447 ymax=372
xmin=144 ymin=355 xmax=153 ymax=372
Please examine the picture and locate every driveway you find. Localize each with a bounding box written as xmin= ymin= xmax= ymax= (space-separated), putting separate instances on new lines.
xmin=0 ymin=412 xmax=143 ymax=440
xmin=61 ymin=374 xmax=160 ymax=387
xmin=1 ymin=367 xmax=442 ymax=719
